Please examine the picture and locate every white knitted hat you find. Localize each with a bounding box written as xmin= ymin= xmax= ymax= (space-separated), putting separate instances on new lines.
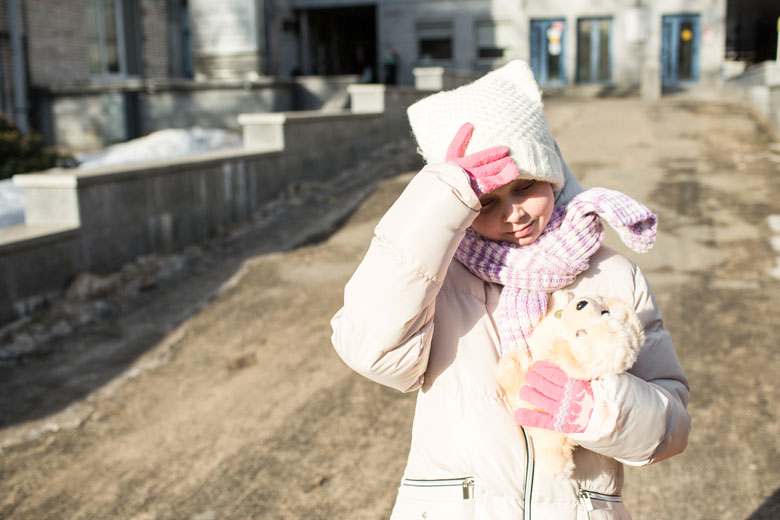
xmin=407 ymin=60 xmax=564 ymax=189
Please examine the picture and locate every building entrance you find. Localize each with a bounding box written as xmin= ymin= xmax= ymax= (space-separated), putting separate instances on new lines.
xmin=300 ymin=5 xmax=377 ymax=81
xmin=530 ymin=19 xmax=567 ymax=87
xmin=577 ymin=17 xmax=612 ymax=84
xmin=661 ymin=14 xmax=701 ymax=87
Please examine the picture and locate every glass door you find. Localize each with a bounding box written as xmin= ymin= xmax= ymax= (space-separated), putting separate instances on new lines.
xmin=661 ymin=14 xmax=700 ymax=87
xmin=530 ymin=19 xmax=566 ymax=86
xmin=577 ymin=17 xmax=612 ymax=83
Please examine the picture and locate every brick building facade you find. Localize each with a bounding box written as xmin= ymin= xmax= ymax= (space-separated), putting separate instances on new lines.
xmin=1 ymin=0 xmax=774 ymax=152
xmin=24 ymin=0 xmax=91 ymax=88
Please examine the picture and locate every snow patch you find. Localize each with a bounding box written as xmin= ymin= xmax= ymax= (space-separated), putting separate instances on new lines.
xmin=0 ymin=127 xmax=242 ymax=228
xmin=77 ymin=127 xmax=242 ymax=169
xmin=0 ymin=178 xmax=25 ymax=227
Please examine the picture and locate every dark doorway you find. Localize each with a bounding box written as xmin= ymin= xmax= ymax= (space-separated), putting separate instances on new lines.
xmin=302 ymin=5 xmax=377 ymax=80
xmin=726 ymin=0 xmax=780 ymax=64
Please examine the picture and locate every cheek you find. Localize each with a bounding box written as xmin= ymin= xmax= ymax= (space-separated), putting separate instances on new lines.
xmin=471 ymin=213 xmax=492 ymax=234
xmin=471 ymin=211 xmax=501 ymax=239
xmin=529 ymin=188 xmax=555 ymax=221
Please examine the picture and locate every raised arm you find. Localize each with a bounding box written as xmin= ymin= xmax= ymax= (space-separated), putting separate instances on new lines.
xmin=330 ymin=162 xmax=479 ymax=392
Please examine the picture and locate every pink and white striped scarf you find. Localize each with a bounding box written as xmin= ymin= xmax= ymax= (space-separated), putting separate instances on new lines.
xmin=454 ymin=187 xmax=657 ymax=356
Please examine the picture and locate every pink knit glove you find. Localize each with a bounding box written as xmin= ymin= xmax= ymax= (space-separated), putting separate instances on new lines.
xmin=445 ymin=122 xmax=519 ymax=196
xmin=514 ymin=361 xmax=595 ymax=434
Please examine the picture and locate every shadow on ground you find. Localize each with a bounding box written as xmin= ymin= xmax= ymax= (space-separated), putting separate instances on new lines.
xmin=0 ymin=140 xmax=422 ymax=437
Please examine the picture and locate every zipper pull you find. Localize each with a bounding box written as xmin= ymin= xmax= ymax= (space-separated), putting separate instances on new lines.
xmin=578 ymin=490 xmax=595 ymax=511
xmin=462 ymin=477 xmax=475 ymax=500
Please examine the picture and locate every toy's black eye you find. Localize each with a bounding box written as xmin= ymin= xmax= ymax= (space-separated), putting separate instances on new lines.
xmin=576 ymin=300 xmax=588 ymax=310
xmin=601 ymin=310 xmax=610 ymax=316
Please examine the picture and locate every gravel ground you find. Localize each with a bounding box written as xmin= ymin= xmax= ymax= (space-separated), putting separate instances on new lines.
xmin=1 ymin=97 xmax=779 ymax=520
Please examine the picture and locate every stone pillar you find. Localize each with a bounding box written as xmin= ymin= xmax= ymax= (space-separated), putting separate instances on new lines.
xmin=348 ymin=84 xmax=386 ymax=113
xmin=237 ymin=113 xmax=287 ymax=152
xmin=189 ymin=0 xmax=264 ymax=80
xmin=640 ymin=5 xmax=661 ymax=101
xmin=12 ymin=173 xmax=81 ymax=227
xmin=412 ymin=67 xmax=446 ymax=91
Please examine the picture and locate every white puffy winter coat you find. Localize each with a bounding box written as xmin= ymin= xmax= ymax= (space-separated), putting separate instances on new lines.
xmin=331 ymin=162 xmax=690 ymax=519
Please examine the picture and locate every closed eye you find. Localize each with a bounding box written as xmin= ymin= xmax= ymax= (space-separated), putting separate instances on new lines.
xmin=480 ymin=196 xmax=496 ymax=208
xmin=601 ymin=310 xmax=610 ymax=316
xmin=513 ymin=181 xmax=534 ymax=194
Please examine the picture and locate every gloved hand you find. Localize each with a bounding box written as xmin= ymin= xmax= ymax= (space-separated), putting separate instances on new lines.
xmin=445 ymin=122 xmax=519 ymax=196
xmin=514 ymin=360 xmax=595 ymax=434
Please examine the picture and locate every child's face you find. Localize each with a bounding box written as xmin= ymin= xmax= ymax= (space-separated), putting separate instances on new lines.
xmin=472 ymin=179 xmax=555 ymax=246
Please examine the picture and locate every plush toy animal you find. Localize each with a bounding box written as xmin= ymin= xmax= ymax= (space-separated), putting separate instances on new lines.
xmin=497 ymin=292 xmax=645 ymax=478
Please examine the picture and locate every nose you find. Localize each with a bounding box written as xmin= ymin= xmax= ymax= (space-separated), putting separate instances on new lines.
xmin=503 ymin=200 xmax=527 ymax=222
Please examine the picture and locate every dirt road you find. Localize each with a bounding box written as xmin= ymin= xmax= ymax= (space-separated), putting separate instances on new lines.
xmin=2 ymin=97 xmax=779 ymax=519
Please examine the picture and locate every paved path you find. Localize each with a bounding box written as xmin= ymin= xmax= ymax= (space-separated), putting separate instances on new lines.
xmin=1 ymin=97 xmax=779 ymax=519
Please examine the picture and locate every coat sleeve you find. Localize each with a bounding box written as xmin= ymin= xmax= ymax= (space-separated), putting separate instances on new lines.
xmin=330 ymin=162 xmax=480 ymax=392
xmin=569 ymin=264 xmax=691 ymax=466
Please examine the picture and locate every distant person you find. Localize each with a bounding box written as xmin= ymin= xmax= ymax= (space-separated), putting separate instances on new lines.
xmin=362 ymin=65 xmax=374 ymax=84
xmin=331 ymin=60 xmax=690 ymax=518
xmin=382 ymin=49 xmax=399 ymax=85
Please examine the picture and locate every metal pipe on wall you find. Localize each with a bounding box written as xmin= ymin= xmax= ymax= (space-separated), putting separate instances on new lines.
xmin=6 ymin=0 xmax=29 ymax=134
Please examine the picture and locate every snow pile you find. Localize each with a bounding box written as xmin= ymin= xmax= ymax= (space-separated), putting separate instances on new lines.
xmin=0 ymin=127 xmax=242 ymax=228
xmin=77 ymin=127 xmax=242 ymax=169
xmin=0 ymin=178 xmax=24 ymax=228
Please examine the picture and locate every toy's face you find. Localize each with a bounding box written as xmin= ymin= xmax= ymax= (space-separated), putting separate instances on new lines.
xmin=551 ymin=296 xmax=643 ymax=378
xmin=559 ymin=297 xmax=610 ymax=337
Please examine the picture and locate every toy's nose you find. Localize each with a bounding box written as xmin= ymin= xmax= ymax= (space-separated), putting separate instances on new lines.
xmin=576 ymin=300 xmax=588 ymax=311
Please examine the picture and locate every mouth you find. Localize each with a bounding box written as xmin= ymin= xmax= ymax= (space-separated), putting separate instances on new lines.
xmin=506 ymin=221 xmax=534 ymax=238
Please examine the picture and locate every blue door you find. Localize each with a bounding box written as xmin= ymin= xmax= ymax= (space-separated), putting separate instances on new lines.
xmin=530 ymin=19 xmax=566 ymax=86
xmin=661 ymin=14 xmax=700 ymax=87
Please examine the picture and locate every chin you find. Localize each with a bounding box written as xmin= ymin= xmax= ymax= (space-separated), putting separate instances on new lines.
xmin=502 ymin=230 xmax=540 ymax=246
xmin=513 ymin=237 xmax=538 ymax=246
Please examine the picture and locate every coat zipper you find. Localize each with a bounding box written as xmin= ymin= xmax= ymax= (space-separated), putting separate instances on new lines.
xmin=522 ymin=427 xmax=535 ymax=520
xmin=401 ymin=477 xmax=476 ymax=500
xmin=578 ymin=489 xmax=622 ymax=511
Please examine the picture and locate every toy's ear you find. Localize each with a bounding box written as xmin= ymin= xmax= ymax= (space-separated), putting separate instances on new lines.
xmin=548 ymin=291 xmax=575 ymax=318
xmin=605 ymin=298 xmax=645 ymax=342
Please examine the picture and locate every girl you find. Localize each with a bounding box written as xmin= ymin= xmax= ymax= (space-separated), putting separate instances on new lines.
xmin=331 ymin=60 xmax=690 ymax=519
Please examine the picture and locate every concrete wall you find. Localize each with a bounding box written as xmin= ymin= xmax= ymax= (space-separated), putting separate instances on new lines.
xmin=1 ymin=85 xmax=424 ymax=325
xmin=34 ymin=75 xmax=359 ymax=152
xmin=726 ymin=61 xmax=780 ymax=137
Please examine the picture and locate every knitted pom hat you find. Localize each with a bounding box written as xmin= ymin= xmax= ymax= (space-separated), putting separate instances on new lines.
xmin=407 ymin=60 xmax=564 ymax=189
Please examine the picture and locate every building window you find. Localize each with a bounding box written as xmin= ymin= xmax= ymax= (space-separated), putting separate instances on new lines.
xmin=577 ymin=17 xmax=612 ymax=83
xmin=417 ymin=21 xmax=453 ymax=61
xmin=475 ymin=20 xmax=513 ymax=59
xmin=86 ymin=0 xmax=140 ymax=77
